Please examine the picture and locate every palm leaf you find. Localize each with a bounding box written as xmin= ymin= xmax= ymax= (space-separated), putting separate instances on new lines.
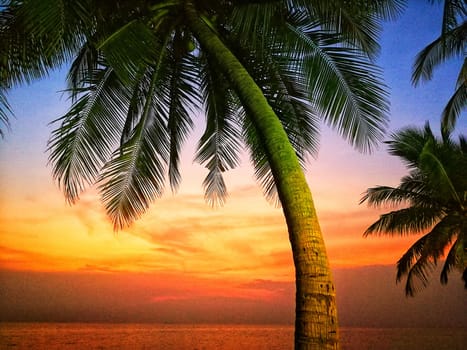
xmin=48 ymin=66 xmax=129 ymax=202
xmin=284 ymin=17 xmax=389 ymax=152
xmin=419 ymin=139 xmax=462 ymax=205
xmin=1 ymin=0 xmax=89 ymax=87
xmin=412 ymin=21 xmax=466 ymax=85
xmin=440 ymin=237 xmax=461 ymax=285
xmin=363 ymin=206 xmax=445 ymax=236
xmin=120 ymin=71 xmax=147 ymax=148
xmin=441 ymin=80 xmax=466 ymax=138
xmin=99 ymin=62 xmax=170 ymax=230
xmin=439 ymin=0 xmax=466 ymax=47
xmin=0 ymin=88 xmax=12 ymax=138
xmin=165 ymin=35 xmax=200 ymax=192
xmin=98 ymin=19 xmax=160 ymax=86
xmin=66 ymin=42 xmax=101 ymax=99
xmin=1 ymin=6 xmax=53 ymax=85
xmin=360 ymin=175 xmax=438 ymax=209
xmin=403 ymin=255 xmax=435 ymax=296
xmin=195 ymin=53 xmax=242 ymax=206
xmin=397 ymin=215 xmax=459 ymax=296
xmin=229 ymin=0 xmax=283 ymax=50
xmin=386 ymin=123 xmax=434 ymax=168
xmin=299 ymin=0 xmax=405 ymax=58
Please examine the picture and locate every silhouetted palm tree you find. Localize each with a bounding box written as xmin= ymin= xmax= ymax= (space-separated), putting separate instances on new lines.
xmin=412 ymin=0 xmax=466 ymax=137
xmin=1 ymin=1 xmax=403 ymax=348
xmin=361 ymin=123 xmax=467 ymax=296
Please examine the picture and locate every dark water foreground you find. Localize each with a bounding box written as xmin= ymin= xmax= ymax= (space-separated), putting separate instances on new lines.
xmin=0 ymin=323 xmax=466 ymax=350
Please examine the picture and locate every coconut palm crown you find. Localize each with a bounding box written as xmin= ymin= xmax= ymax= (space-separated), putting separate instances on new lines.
xmin=361 ymin=123 xmax=467 ymax=296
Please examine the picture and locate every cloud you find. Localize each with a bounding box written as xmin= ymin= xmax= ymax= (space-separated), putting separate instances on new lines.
xmin=78 ymin=264 xmax=126 ymax=273
xmin=71 ymin=194 xmax=111 ymax=236
xmin=267 ymin=250 xmax=293 ymax=268
xmin=0 ymin=245 xmax=65 ymax=271
xmin=238 ymin=279 xmax=294 ymax=301
xmin=151 ymin=295 xmax=193 ymax=302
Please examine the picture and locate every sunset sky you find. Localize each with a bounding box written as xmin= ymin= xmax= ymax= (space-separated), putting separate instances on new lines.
xmin=0 ymin=2 xmax=466 ymax=327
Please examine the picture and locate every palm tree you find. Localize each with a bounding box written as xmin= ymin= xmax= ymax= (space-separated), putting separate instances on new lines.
xmin=412 ymin=0 xmax=466 ymax=138
xmin=1 ymin=1 xmax=403 ymax=348
xmin=361 ymin=123 xmax=467 ymax=296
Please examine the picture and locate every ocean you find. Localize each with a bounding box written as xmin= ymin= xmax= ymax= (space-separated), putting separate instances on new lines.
xmin=0 ymin=323 xmax=466 ymax=350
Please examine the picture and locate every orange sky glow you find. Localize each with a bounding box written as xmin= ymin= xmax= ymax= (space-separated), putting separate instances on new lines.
xmin=0 ymin=133 xmax=412 ymax=275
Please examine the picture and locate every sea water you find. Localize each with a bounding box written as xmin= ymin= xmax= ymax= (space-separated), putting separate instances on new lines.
xmin=0 ymin=323 xmax=466 ymax=350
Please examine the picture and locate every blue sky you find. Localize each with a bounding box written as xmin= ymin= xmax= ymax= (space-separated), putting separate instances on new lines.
xmin=378 ymin=1 xmax=465 ymax=132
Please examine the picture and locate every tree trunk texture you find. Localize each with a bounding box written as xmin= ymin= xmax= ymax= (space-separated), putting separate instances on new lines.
xmin=184 ymin=2 xmax=339 ymax=349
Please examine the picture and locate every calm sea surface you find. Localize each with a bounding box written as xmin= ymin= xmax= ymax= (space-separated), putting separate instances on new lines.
xmin=0 ymin=323 xmax=466 ymax=350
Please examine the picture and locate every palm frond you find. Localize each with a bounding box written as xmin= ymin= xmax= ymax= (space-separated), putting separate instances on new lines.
xmin=0 ymin=88 xmax=12 ymax=138
xmin=412 ymin=21 xmax=466 ymax=85
xmin=284 ymin=18 xmax=389 ymax=152
xmin=1 ymin=0 xmax=89 ymax=87
xmin=459 ymin=135 xmax=467 ymax=154
xmin=396 ymin=216 xmax=458 ymax=295
xmin=298 ymin=0 xmax=405 ymax=58
xmin=1 ymin=7 xmax=52 ymax=85
xmin=48 ymin=66 xmax=129 ymax=202
xmin=16 ymin=0 xmax=84 ymax=56
xmin=440 ymin=0 xmax=466 ymax=41
xmin=229 ymin=1 xmax=284 ymax=50
xmin=99 ymin=126 xmax=169 ymax=230
xmin=419 ymin=139 xmax=462 ymax=205
xmin=120 ymin=70 xmax=150 ymax=148
xmin=441 ymin=80 xmax=466 ymax=138
xmin=440 ymin=237 xmax=461 ymax=285
xmin=403 ymin=256 xmax=435 ymax=296
xmin=66 ymin=42 xmax=101 ymax=99
xmin=360 ymin=176 xmax=437 ymax=209
xmin=363 ymin=206 xmax=445 ymax=236
xmin=195 ymin=54 xmax=242 ymax=206
xmin=455 ymin=56 xmax=467 ymax=89
xmin=99 ymin=62 xmax=170 ymax=230
xmin=98 ymin=19 xmax=160 ymax=86
xmin=165 ymin=36 xmax=200 ymax=192
xmin=362 ymin=168 xmax=458 ymax=210
xmin=386 ymin=123 xmax=435 ymax=168
xmin=366 ymin=0 xmax=407 ymax=21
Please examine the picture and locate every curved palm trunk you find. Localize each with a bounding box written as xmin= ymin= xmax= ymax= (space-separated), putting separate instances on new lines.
xmin=184 ymin=2 xmax=339 ymax=349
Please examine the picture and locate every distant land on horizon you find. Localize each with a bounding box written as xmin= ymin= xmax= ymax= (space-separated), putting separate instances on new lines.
xmin=1 ymin=265 xmax=465 ymax=328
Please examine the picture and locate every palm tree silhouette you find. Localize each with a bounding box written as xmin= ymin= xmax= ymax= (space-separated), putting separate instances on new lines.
xmin=361 ymin=123 xmax=467 ymax=296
